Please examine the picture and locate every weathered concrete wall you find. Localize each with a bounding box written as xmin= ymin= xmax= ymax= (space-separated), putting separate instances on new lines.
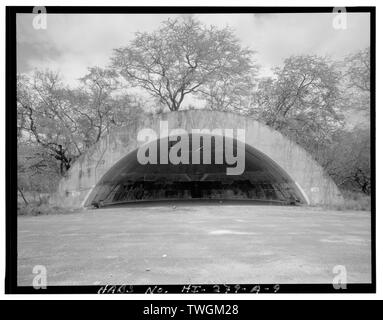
xmin=52 ymin=110 xmax=343 ymax=207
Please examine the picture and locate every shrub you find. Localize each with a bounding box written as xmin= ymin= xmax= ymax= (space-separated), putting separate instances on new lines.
xmin=17 ymin=203 xmax=80 ymax=216
xmin=328 ymin=190 xmax=371 ymax=211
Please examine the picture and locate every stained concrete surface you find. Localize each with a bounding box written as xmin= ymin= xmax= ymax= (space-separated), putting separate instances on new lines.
xmin=55 ymin=110 xmax=343 ymax=207
xmin=17 ymin=204 xmax=371 ymax=286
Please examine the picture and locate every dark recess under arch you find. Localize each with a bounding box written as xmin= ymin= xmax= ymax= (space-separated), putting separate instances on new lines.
xmin=85 ymin=134 xmax=307 ymax=207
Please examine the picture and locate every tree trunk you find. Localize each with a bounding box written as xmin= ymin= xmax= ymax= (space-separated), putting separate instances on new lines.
xmin=18 ymin=187 xmax=28 ymax=205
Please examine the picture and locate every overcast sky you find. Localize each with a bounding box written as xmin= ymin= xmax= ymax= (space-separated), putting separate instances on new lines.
xmin=17 ymin=13 xmax=370 ymax=86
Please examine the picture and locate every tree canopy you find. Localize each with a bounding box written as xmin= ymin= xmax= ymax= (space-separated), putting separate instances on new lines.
xmin=17 ymin=69 xmax=143 ymax=178
xmin=112 ymin=17 xmax=256 ymax=111
xmin=16 ymin=15 xmax=371 ymax=197
xmin=251 ymin=55 xmax=343 ymax=153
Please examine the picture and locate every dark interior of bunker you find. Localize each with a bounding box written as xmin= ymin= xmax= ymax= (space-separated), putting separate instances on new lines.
xmin=89 ymin=134 xmax=306 ymax=207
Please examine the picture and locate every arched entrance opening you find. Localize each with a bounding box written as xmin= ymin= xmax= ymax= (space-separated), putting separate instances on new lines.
xmin=85 ymin=133 xmax=307 ymax=207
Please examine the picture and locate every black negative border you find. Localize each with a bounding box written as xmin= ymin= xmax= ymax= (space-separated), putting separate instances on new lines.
xmin=5 ymin=6 xmax=376 ymax=294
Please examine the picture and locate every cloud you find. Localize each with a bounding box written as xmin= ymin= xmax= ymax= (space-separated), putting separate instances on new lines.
xmin=17 ymin=13 xmax=176 ymax=85
xmin=17 ymin=12 xmax=370 ymax=84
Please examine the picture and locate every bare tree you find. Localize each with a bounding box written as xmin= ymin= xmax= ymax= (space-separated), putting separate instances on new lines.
xmin=251 ymin=55 xmax=343 ymax=154
xmin=70 ymin=67 xmax=142 ymax=149
xmin=17 ymin=71 xmax=79 ymax=174
xmin=111 ymin=16 xmax=255 ymax=111
xmin=18 ymin=143 xmax=61 ymax=197
xmin=345 ymin=47 xmax=370 ymax=92
xmin=324 ymin=128 xmax=371 ymax=194
xmin=17 ymin=69 xmax=143 ymax=175
xmin=340 ymin=47 xmax=370 ymax=120
xmin=199 ymin=71 xmax=255 ymax=112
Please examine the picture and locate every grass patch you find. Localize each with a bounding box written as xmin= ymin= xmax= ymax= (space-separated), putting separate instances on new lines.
xmin=329 ymin=190 xmax=371 ymax=211
xmin=18 ymin=203 xmax=81 ymax=216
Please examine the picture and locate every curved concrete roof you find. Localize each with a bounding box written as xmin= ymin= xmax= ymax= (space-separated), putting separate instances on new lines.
xmin=53 ymin=110 xmax=343 ymax=207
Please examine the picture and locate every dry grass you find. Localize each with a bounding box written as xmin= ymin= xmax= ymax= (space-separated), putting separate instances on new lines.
xmin=17 ymin=203 xmax=81 ymax=216
xmin=329 ymin=190 xmax=371 ymax=211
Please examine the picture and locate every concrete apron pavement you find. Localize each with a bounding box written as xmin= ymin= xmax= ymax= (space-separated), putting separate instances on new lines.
xmin=17 ymin=204 xmax=371 ymax=285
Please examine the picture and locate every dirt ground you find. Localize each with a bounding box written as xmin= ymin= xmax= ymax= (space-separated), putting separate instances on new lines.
xmin=17 ymin=204 xmax=372 ymax=286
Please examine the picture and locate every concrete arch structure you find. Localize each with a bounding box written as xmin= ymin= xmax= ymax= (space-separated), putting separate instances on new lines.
xmin=53 ymin=110 xmax=343 ymax=207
